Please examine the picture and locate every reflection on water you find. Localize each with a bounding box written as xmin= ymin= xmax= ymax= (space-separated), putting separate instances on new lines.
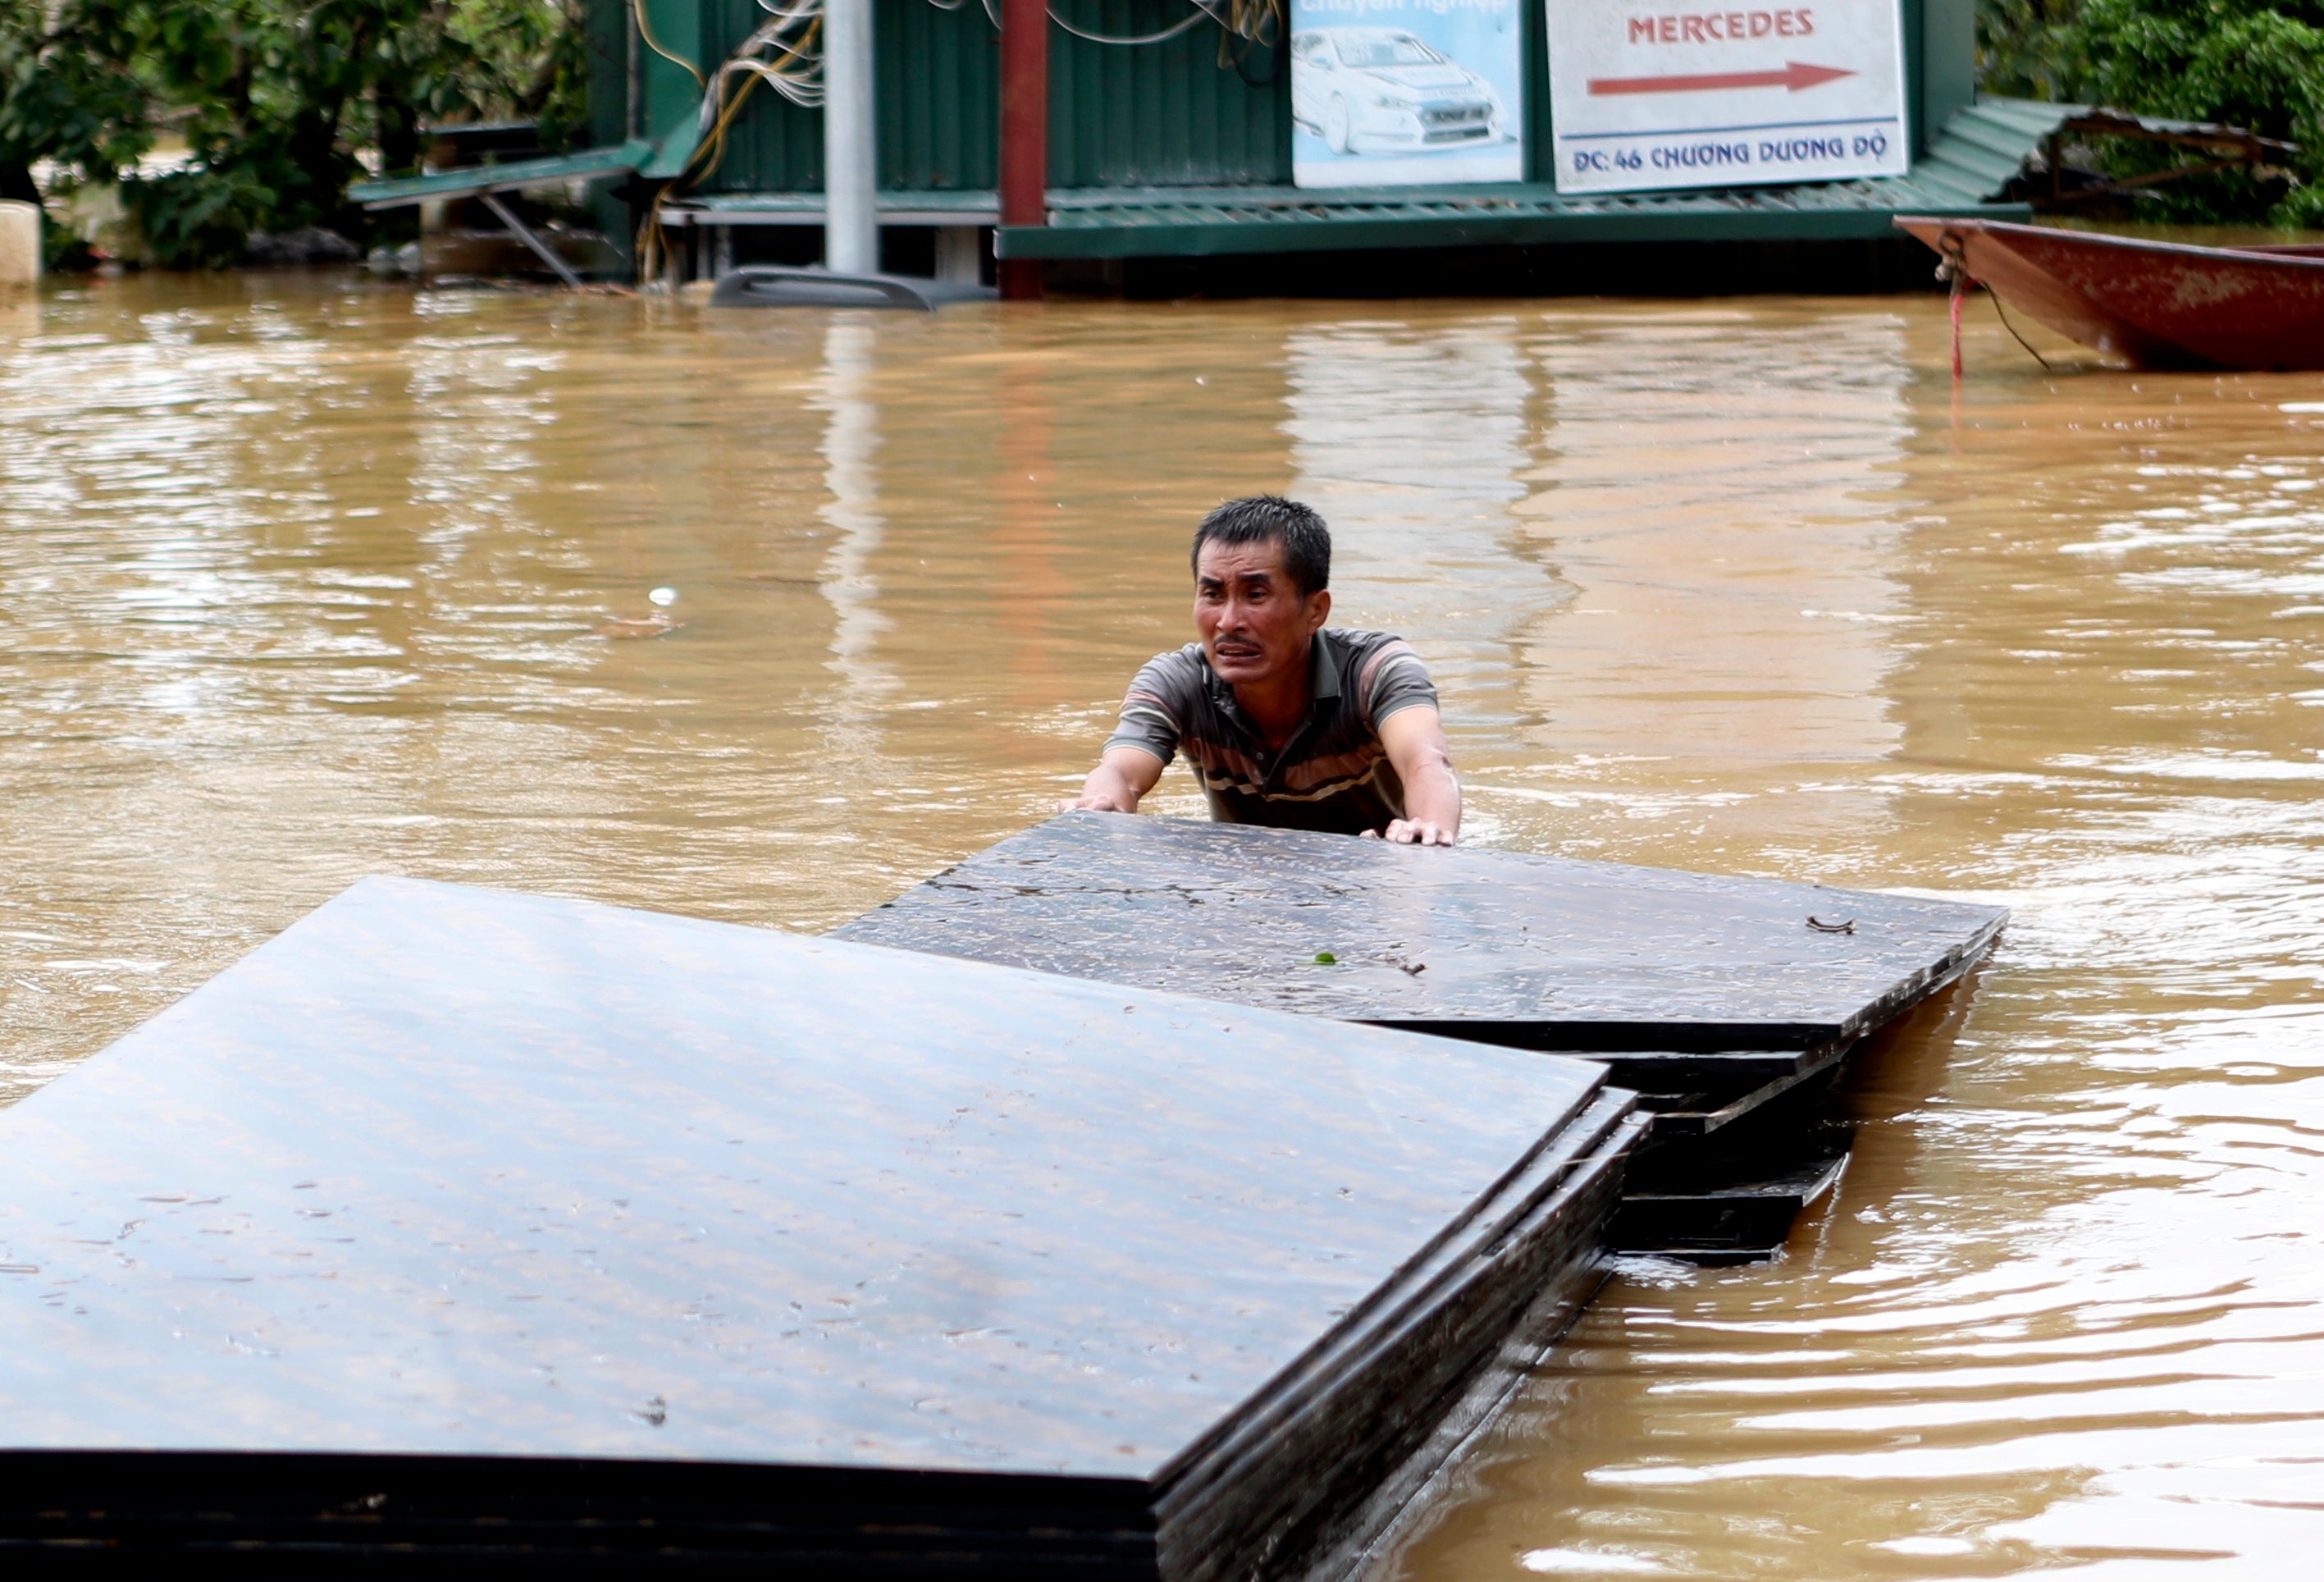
xmin=1285 ymin=316 xmax=1562 ymax=748
xmin=1518 ymin=308 xmax=1911 ymax=770
xmin=6 ymin=272 xmax=2324 ymax=1575
xmin=815 ymin=319 xmax=891 ymax=701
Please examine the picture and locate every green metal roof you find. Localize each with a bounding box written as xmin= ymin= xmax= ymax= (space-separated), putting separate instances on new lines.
xmin=1001 ymin=178 xmax=2020 ymax=261
xmin=349 ymin=141 xmax=652 ymax=210
xmin=992 ymin=98 xmax=2064 ymax=260
xmin=1911 ymin=97 xmax=2091 ymax=206
xmin=663 ymin=190 xmax=999 ymax=224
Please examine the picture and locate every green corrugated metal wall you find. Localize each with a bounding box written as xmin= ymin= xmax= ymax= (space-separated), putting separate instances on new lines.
xmin=697 ymin=0 xmax=1002 ymax=192
xmin=893 ymin=0 xmax=1001 ymax=187
xmin=696 ymin=0 xmax=815 ymax=192
xmin=584 ymin=0 xmax=630 ymax=257
xmin=608 ymin=0 xmax=1285 ymax=193
xmin=1048 ymin=6 xmax=1287 ymax=187
xmin=606 ymin=0 xmax=1974 ymax=195
xmin=1921 ymin=0 xmax=1980 ymax=140
xmin=586 ymin=0 xmax=630 ymax=149
xmin=1521 ymin=0 xmax=1549 ymax=181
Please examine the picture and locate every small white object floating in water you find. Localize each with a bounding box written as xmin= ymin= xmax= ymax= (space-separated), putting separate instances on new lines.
xmin=648 ymin=586 xmax=678 ymax=607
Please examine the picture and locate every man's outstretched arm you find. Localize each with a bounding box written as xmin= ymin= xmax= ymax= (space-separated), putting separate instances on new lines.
xmin=1064 ymin=746 xmax=1167 ymax=815
xmin=1372 ymin=706 xmax=1459 ymax=846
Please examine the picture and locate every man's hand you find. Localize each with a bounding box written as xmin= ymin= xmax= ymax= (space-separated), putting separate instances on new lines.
xmin=1059 ymin=746 xmax=1166 ymax=816
xmin=1366 ymin=818 xmax=1456 ymax=846
xmin=1371 ymin=706 xmax=1461 ymax=846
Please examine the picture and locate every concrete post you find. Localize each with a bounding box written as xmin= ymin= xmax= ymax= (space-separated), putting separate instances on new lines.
xmin=0 ymin=201 xmax=39 ymax=288
xmin=823 ymin=0 xmax=879 ymax=277
xmin=934 ymin=226 xmax=983 ymax=284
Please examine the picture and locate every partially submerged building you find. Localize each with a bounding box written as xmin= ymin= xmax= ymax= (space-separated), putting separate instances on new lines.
xmin=352 ymin=2 xmax=2240 ymax=294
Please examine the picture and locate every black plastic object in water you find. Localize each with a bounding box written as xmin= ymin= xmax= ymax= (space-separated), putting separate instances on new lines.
xmin=710 ymin=265 xmax=997 ymax=310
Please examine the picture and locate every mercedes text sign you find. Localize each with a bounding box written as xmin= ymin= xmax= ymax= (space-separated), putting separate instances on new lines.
xmin=1546 ymin=0 xmax=1909 ymax=194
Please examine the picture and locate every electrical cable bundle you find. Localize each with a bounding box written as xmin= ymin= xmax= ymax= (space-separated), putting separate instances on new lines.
xmin=637 ymin=0 xmax=825 ymax=284
xmin=1001 ymin=0 xmax=1283 ymax=57
xmin=708 ymin=0 xmax=828 ymax=119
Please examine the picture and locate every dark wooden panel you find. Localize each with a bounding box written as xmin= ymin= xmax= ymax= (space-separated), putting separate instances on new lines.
xmin=1608 ymin=1138 xmax=1853 ymax=1262
xmin=0 ymin=876 xmax=1608 ymax=1474
xmin=0 ymin=1452 xmax=1159 ymax=1574
xmin=837 ymin=814 xmax=2007 ymax=1054
xmin=0 ymin=876 xmax=1632 ymax=1573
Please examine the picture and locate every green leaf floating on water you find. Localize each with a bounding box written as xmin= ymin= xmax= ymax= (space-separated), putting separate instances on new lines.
xmin=1313 ymin=952 xmax=1337 ymax=965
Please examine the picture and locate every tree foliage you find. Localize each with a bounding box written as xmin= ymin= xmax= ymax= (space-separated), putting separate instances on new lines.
xmin=0 ymin=0 xmax=589 ymax=266
xmin=1981 ymin=0 xmax=2324 ymax=226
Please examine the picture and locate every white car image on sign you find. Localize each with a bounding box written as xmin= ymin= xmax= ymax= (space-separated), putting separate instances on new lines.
xmin=1546 ymin=0 xmax=1908 ymax=194
xmin=1291 ymin=0 xmax=1525 ymax=189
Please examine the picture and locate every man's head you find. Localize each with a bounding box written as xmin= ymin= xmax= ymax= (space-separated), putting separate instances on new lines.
xmin=1190 ymin=496 xmax=1332 ymax=692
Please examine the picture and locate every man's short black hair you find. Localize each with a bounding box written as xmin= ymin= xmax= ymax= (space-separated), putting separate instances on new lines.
xmin=1190 ymin=496 xmax=1332 ymax=597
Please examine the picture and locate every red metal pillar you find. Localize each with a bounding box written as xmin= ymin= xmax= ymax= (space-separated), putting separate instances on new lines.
xmin=998 ymin=0 xmax=1048 ymax=301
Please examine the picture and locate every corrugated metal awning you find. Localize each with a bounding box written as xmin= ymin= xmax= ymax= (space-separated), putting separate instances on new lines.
xmin=349 ymin=142 xmax=652 ymax=212
xmin=992 ymin=98 xmax=2079 ymax=260
xmin=658 ymin=192 xmax=1000 ymax=227
xmin=1911 ymin=98 xmax=2092 ymax=203
xmin=1004 ymin=170 xmax=2019 ymax=260
xmin=1922 ymin=95 xmax=2300 ymax=212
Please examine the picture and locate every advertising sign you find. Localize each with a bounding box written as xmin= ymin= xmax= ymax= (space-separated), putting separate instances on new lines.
xmin=1545 ymin=0 xmax=1908 ymax=194
xmin=1291 ymin=0 xmax=1526 ymax=189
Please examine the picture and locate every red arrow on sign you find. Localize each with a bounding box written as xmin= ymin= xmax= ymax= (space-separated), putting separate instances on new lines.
xmin=1587 ymin=61 xmax=1856 ymax=96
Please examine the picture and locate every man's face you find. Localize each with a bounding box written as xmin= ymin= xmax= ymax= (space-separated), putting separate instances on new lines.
xmin=1194 ymin=537 xmax=1331 ymax=689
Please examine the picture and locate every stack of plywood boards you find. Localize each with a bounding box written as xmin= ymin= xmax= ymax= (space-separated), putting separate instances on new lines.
xmin=837 ymin=814 xmax=2008 ymax=1260
xmin=0 ymin=876 xmax=1638 ymax=1577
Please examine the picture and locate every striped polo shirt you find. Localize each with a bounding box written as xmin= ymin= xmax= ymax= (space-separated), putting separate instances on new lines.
xmin=1104 ymin=629 xmax=1440 ymax=835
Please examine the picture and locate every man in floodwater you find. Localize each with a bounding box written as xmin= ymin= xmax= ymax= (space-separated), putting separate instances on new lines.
xmin=1066 ymin=496 xmax=1461 ymax=844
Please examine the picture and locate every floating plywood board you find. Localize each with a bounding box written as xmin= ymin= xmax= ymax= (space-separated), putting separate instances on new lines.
xmin=0 ymin=876 xmax=1637 ymax=1576
xmin=836 ymin=814 xmax=2007 ymax=1054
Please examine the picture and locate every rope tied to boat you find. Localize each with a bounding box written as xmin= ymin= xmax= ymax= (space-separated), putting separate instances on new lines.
xmin=1935 ymin=231 xmax=1970 ymax=381
xmin=1932 ymin=228 xmax=2056 ymax=377
xmin=1988 ymin=290 xmax=2057 ymax=373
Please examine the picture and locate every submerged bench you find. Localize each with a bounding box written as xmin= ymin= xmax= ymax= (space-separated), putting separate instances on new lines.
xmin=837 ymin=814 xmax=2008 ymax=1260
xmin=0 ymin=876 xmax=1638 ymax=1577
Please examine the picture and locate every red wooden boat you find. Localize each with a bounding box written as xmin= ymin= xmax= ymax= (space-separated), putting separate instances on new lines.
xmin=1897 ymin=216 xmax=2324 ymax=371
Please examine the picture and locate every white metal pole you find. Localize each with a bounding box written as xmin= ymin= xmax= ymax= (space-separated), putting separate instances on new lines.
xmin=822 ymin=0 xmax=878 ymax=277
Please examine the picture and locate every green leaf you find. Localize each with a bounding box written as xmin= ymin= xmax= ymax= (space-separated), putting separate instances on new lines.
xmin=3 ymin=0 xmax=591 ymax=265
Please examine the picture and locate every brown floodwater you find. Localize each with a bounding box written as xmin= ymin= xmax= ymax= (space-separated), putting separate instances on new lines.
xmin=6 ymin=271 xmax=2324 ymax=1577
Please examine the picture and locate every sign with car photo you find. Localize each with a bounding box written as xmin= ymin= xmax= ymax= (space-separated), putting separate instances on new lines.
xmin=1290 ymin=0 xmax=1526 ymax=188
